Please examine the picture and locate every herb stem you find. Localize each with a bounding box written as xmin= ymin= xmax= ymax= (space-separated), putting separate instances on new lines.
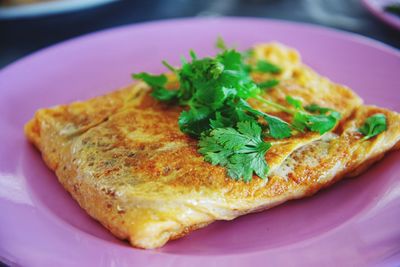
xmin=162 ymin=60 xmax=177 ymax=73
xmin=254 ymin=95 xmax=295 ymax=115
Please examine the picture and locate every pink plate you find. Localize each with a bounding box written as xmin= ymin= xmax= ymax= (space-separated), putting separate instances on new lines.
xmin=0 ymin=18 xmax=400 ymax=267
xmin=362 ymin=0 xmax=400 ymax=30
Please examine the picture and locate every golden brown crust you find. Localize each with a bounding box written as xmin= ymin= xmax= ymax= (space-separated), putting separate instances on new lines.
xmin=24 ymin=43 xmax=400 ymax=249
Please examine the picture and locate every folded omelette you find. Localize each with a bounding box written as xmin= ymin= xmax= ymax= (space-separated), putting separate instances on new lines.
xmin=24 ymin=43 xmax=400 ymax=249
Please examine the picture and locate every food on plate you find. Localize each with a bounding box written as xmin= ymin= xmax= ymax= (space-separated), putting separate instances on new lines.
xmin=25 ymin=39 xmax=400 ymax=249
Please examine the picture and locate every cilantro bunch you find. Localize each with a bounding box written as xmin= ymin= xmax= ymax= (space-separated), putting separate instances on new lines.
xmin=133 ymin=39 xmax=342 ymax=182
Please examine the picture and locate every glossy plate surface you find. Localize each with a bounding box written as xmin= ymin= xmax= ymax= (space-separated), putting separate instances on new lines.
xmin=0 ymin=18 xmax=399 ymax=267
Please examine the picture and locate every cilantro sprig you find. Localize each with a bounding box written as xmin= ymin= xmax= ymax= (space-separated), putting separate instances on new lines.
xmin=359 ymin=113 xmax=387 ymax=140
xmin=254 ymin=60 xmax=282 ymax=73
xmin=132 ymin=38 xmax=341 ymax=181
xmin=199 ymin=121 xmax=271 ymax=182
xmin=132 ymin=73 xmax=178 ymax=102
xmin=287 ymin=96 xmax=341 ymax=134
xmin=252 ymin=95 xmax=341 ymax=134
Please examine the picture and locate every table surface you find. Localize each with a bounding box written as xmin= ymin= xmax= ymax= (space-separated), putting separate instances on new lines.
xmin=0 ymin=0 xmax=399 ymax=266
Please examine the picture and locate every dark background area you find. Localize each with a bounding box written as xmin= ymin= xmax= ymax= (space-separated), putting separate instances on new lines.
xmin=0 ymin=0 xmax=399 ymax=70
xmin=0 ymin=0 xmax=399 ymax=266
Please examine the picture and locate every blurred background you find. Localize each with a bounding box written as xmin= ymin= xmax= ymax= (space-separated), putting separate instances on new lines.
xmin=0 ymin=0 xmax=399 ymax=70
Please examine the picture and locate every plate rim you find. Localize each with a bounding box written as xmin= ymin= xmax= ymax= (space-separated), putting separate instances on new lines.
xmin=361 ymin=0 xmax=400 ymax=31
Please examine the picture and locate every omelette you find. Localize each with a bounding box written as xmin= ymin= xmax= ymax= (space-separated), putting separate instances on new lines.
xmin=24 ymin=43 xmax=400 ymax=249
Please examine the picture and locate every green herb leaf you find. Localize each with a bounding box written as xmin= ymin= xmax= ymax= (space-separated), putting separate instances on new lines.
xmin=237 ymin=99 xmax=292 ymax=139
xmin=132 ymin=72 xmax=178 ymax=102
xmin=257 ymin=79 xmax=279 ymax=90
xmin=305 ymin=103 xmax=330 ymax=114
xmin=286 ymin=97 xmax=341 ymax=134
xmin=305 ymin=103 xmax=341 ymax=121
xmin=216 ymin=36 xmax=228 ymax=51
xmin=132 ymin=72 xmax=167 ymax=87
xmin=209 ymin=112 xmax=233 ymax=129
xmin=255 ymin=60 xmax=281 ymax=73
xmin=242 ymin=48 xmax=255 ymax=60
xmin=150 ymin=88 xmax=178 ymax=102
xmin=178 ymin=106 xmax=212 ymax=137
xmin=359 ymin=113 xmax=387 ymax=140
xmin=305 ymin=114 xmax=340 ymax=134
xmin=189 ymin=50 xmax=197 ymax=60
xmin=162 ymin=60 xmax=177 ymax=73
xmin=198 ymin=121 xmax=271 ymax=182
xmin=286 ymin=96 xmax=303 ymax=110
xmin=263 ymin=114 xmax=292 ymax=139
